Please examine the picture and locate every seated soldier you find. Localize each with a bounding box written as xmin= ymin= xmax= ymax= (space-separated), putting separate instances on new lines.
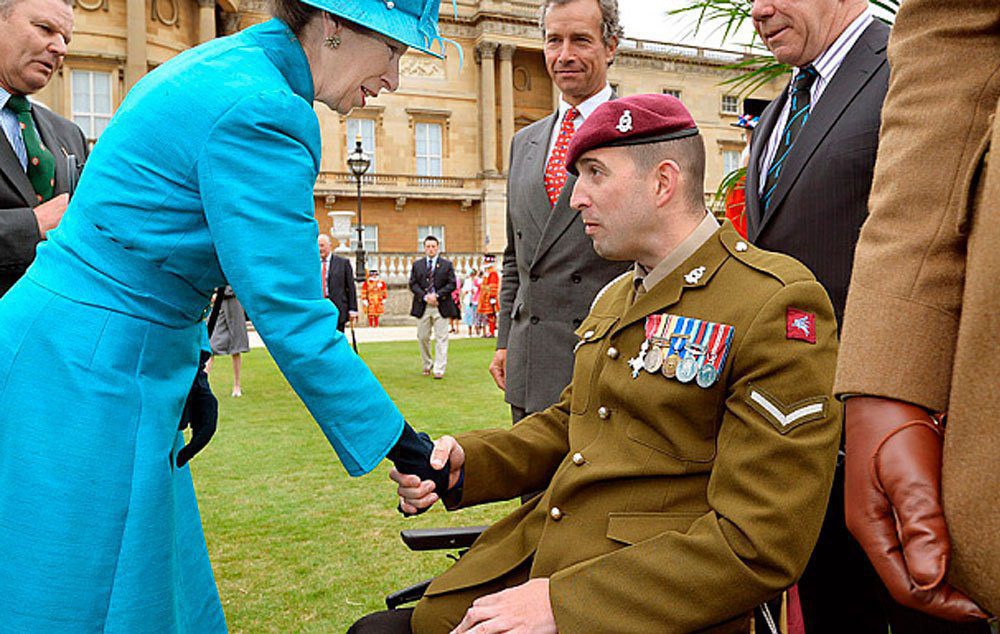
xmin=353 ymin=94 xmax=843 ymax=634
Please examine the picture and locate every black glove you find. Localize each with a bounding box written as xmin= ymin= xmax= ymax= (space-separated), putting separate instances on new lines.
xmin=177 ymin=350 xmax=218 ymax=468
xmin=388 ymin=422 xmax=450 ymax=516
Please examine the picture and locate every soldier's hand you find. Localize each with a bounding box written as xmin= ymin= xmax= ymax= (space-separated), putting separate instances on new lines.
xmin=844 ymin=397 xmax=989 ymax=622
xmin=391 ymin=435 xmax=464 ymax=515
xmin=489 ymin=348 xmax=507 ymax=391
xmin=452 ymin=579 xmax=556 ymax=634
xmin=33 ymin=193 xmax=69 ymax=239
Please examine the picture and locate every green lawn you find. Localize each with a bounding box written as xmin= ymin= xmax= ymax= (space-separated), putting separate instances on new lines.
xmin=193 ymin=338 xmax=516 ymax=633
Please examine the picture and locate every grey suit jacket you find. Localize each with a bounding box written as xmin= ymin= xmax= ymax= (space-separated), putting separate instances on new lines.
xmin=0 ymin=101 xmax=88 ymax=297
xmin=497 ymin=110 xmax=630 ymax=413
xmin=746 ymin=20 xmax=890 ymax=323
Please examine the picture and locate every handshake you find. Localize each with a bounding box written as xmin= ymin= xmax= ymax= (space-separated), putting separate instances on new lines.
xmin=386 ymin=424 xmax=464 ymax=515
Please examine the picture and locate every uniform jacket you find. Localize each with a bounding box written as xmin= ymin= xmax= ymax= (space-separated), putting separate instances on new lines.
xmin=0 ymin=102 xmax=87 ymax=296
xmin=409 ymin=256 xmax=459 ymax=319
xmin=325 ymin=253 xmax=357 ymax=330
xmin=0 ymin=19 xmax=406 ymax=632
xmin=418 ymin=224 xmax=842 ymax=632
xmin=835 ymin=0 xmax=1000 ymax=615
xmin=498 ymin=110 xmax=631 ymax=413
xmin=746 ymin=19 xmax=890 ymax=321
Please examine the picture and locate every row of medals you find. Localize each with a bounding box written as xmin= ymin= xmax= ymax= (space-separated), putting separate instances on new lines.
xmin=639 ymin=338 xmax=719 ymax=388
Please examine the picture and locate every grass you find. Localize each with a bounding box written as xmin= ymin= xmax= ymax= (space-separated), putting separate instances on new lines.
xmin=193 ymin=337 xmax=517 ymax=633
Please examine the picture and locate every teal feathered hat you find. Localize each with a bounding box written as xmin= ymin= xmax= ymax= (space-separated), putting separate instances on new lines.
xmin=300 ymin=0 xmax=459 ymax=60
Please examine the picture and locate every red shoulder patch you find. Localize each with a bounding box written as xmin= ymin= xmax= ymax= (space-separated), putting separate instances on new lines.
xmin=786 ymin=308 xmax=816 ymax=344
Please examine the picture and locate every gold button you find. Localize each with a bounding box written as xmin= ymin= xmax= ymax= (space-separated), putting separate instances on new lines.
xmin=572 ymin=452 xmax=585 ymax=466
xmin=550 ymin=507 xmax=563 ymax=521
xmin=598 ymin=406 xmax=609 ymax=420
xmin=736 ymin=241 xmax=749 ymax=252
xmin=607 ymin=347 xmax=619 ymax=359
xmin=584 ymin=330 xmax=595 ymax=339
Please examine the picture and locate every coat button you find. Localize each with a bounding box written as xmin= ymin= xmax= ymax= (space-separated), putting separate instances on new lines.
xmin=530 ymin=274 xmax=539 ymax=282
xmin=572 ymin=452 xmax=585 ymax=466
xmin=572 ymin=318 xmax=583 ymax=327
xmin=516 ymin=231 xmax=523 ymax=239
xmin=607 ymin=347 xmax=619 ymax=359
xmin=550 ymin=507 xmax=563 ymax=521
xmin=571 ymin=273 xmax=582 ymax=284
xmin=598 ymin=406 xmax=610 ymax=420
xmin=530 ymin=316 xmax=540 ymax=325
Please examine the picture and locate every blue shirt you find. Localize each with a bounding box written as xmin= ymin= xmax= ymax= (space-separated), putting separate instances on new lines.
xmin=0 ymin=86 xmax=28 ymax=170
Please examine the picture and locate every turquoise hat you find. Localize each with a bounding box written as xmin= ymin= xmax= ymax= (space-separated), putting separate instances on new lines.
xmin=301 ymin=0 xmax=458 ymax=60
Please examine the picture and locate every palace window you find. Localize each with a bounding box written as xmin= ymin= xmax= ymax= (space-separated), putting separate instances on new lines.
xmin=415 ymin=122 xmax=443 ymax=177
xmin=662 ymin=89 xmax=682 ymax=100
xmin=418 ymin=225 xmax=446 ymax=252
xmin=346 ymin=117 xmax=377 ymax=172
xmin=721 ymin=95 xmax=740 ymax=115
xmin=723 ymin=149 xmax=742 ymax=175
xmin=71 ymin=70 xmax=113 ymax=144
xmin=350 ymin=224 xmax=379 ymax=253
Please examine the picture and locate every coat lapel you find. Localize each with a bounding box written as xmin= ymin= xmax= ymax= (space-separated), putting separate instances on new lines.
xmin=756 ymin=20 xmax=889 ymax=234
xmin=0 ymin=127 xmax=35 ymax=206
xmin=531 ymin=173 xmax=579 ymax=266
xmin=521 ymin=113 xmax=559 ymax=235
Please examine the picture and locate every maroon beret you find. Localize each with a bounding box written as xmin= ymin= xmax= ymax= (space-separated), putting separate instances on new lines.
xmin=566 ymin=94 xmax=699 ymax=175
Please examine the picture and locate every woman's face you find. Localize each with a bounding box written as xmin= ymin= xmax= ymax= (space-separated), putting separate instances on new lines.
xmin=314 ymin=15 xmax=406 ymax=115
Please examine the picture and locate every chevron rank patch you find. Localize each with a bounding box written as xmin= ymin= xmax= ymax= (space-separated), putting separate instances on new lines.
xmin=746 ymin=384 xmax=828 ymax=434
xmin=786 ymin=307 xmax=816 ymax=344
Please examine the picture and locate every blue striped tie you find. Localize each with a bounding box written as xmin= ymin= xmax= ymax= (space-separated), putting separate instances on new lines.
xmin=761 ymin=66 xmax=818 ymax=213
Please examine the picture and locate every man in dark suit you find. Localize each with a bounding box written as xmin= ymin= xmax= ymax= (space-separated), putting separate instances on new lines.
xmin=0 ymin=0 xmax=87 ymax=298
xmin=489 ymin=0 xmax=630 ymax=422
xmin=409 ymin=235 xmax=458 ymax=379
xmin=318 ymin=234 xmax=357 ymax=333
xmin=745 ymin=1 xmax=989 ymax=632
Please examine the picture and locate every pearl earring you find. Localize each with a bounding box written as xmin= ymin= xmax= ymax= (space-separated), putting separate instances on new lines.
xmin=324 ymin=34 xmax=341 ymax=49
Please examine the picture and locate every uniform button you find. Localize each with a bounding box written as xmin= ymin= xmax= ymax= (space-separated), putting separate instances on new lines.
xmin=530 ymin=274 xmax=539 ymax=282
xmin=572 ymin=452 xmax=585 ymax=466
xmin=571 ymin=273 xmax=582 ymax=284
xmin=550 ymin=507 xmax=563 ymax=521
xmin=607 ymin=347 xmax=619 ymax=359
xmin=530 ymin=316 xmax=540 ymax=325
xmin=736 ymin=241 xmax=748 ymax=252
xmin=598 ymin=406 xmax=610 ymax=420
xmin=583 ymin=330 xmax=595 ymax=339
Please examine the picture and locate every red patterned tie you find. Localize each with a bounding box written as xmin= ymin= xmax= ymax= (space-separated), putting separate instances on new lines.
xmin=544 ymin=107 xmax=580 ymax=207
xmin=321 ymin=258 xmax=329 ymax=298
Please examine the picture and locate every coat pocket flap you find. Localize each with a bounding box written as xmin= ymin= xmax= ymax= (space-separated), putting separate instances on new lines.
xmin=606 ymin=512 xmax=703 ymax=546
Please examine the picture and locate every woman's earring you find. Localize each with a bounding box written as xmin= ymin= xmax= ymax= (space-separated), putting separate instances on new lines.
xmin=324 ymin=34 xmax=341 ymax=49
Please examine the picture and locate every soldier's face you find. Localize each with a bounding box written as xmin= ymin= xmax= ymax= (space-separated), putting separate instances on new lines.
xmin=749 ymin=0 xmax=845 ymax=67
xmin=0 ymin=0 xmax=72 ymax=95
xmin=543 ymin=0 xmax=616 ymax=106
xmin=571 ymin=147 xmax=659 ymax=264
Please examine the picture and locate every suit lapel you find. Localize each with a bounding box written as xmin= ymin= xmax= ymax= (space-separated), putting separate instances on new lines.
xmin=746 ymin=94 xmax=787 ymax=239
xmin=756 ymin=21 xmax=889 ymax=234
xmin=0 ymin=127 xmax=35 ymax=206
xmin=522 ymin=113 xmax=559 ymax=234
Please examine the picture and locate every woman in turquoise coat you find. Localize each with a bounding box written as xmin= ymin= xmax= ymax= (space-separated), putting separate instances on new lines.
xmin=0 ymin=0 xmax=452 ymax=631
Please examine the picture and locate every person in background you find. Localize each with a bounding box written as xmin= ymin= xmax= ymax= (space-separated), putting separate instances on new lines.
xmin=449 ymin=269 xmax=462 ymax=334
xmin=723 ymin=110 xmax=760 ymax=240
xmin=460 ymin=268 xmax=478 ymax=336
xmin=319 ymin=233 xmax=358 ymax=333
xmin=409 ymin=235 xmax=459 ymax=378
xmin=476 ymin=254 xmax=499 ymax=338
xmin=361 ymin=268 xmax=387 ymax=328
xmin=0 ymin=0 xmax=453 ymax=629
xmin=206 ymin=285 xmax=250 ymax=397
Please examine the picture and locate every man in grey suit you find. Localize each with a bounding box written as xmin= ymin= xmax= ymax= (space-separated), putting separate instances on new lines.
xmin=746 ymin=1 xmax=989 ymax=633
xmin=489 ymin=0 xmax=630 ymax=422
xmin=0 ymin=0 xmax=88 ymax=298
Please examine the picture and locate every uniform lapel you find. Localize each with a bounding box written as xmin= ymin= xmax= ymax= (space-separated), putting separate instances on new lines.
xmin=756 ymin=20 xmax=889 ymax=234
xmin=0 ymin=128 xmax=35 ymax=206
xmin=745 ymin=94 xmax=787 ymax=240
xmin=614 ymin=230 xmax=731 ymax=337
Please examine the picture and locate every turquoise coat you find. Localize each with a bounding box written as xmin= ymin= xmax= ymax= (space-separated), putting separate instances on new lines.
xmin=0 ymin=19 xmax=404 ymax=632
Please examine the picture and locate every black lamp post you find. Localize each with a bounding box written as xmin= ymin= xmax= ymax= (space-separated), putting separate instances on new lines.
xmin=347 ymin=136 xmax=372 ymax=284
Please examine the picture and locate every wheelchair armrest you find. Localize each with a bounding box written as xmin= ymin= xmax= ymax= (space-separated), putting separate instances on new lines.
xmin=400 ymin=526 xmax=488 ymax=551
xmin=386 ymin=579 xmax=433 ymax=610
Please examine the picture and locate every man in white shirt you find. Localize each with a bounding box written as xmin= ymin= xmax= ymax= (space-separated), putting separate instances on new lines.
xmin=489 ymin=0 xmax=630 ymax=424
xmin=745 ymin=1 xmax=989 ymax=633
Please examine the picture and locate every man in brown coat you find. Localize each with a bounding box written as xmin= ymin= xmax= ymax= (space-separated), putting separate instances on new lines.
xmin=836 ymin=0 xmax=999 ymax=622
xmin=378 ymin=94 xmax=843 ymax=633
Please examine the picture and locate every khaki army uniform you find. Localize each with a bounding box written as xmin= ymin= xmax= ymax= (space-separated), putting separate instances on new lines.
xmin=412 ymin=222 xmax=843 ymax=633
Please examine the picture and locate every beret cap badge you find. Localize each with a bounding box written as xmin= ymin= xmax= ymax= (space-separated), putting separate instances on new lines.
xmin=616 ymin=110 xmax=634 ymax=134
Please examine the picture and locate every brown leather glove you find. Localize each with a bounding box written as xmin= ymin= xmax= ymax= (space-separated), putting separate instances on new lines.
xmin=844 ymin=396 xmax=989 ymax=621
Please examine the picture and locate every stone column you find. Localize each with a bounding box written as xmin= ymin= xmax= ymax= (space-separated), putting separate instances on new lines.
xmin=197 ymin=0 xmax=216 ymax=43
xmin=125 ymin=0 xmax=147 ymax=92
xmin=498 ymin=44 xmax=516 ymax=173
xmin=476 ymin=41 xmax=499 ymax=176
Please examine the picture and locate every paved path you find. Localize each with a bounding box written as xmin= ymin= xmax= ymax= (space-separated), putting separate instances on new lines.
xmin=248 ymin=325 xmax=486 ymax=348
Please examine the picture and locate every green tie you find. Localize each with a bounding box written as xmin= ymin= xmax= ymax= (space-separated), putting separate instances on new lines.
xmin=5 ymin=95 xmax=56 ymax=203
